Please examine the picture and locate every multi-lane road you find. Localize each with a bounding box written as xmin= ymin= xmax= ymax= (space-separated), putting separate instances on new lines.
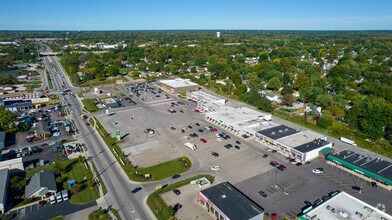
xmin=41 ymin=51 xmax=150 ymax=219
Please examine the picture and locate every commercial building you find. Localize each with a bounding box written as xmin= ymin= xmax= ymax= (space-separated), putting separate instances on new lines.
xmin=299 ymin=191 xmax=392 ymax=220
xmin=256 ymin=126 xmax=332 ymax=161
xmin=35 ymin=121 xmax=51 ymax=138
xmin=327 ymin=150 xmax=392 ymax=186
xmin=0 ymin=132 xmax=5 ymax=150
xmin=198 ymin=182 xmax=264 ymax=220
xmin=0 ymin=157 xmax=24 ymax=173
xmin=158 ymin=78 xmax=199 ymax=93
xmin=0 ymin=169 xmax=9 ymax=215
xmin=25 ymin=169 xmax=57 ymax=199
xmin=102 ymin=98 xmax=120 ymax=108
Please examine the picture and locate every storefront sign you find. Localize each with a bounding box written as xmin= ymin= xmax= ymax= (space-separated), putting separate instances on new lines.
xmin=264 ymin=138 xmax=273 ymax=143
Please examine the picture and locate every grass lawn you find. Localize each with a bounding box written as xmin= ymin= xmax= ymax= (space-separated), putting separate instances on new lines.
xmin=129 ymin=157 xmax=191 ymax=182
xmin=77 ymin=89 xmax=92 ymax=98
xmin=26 ymin=158 xmax=100 ymax=205
xmin=48 ymin=216 xmax=64 ymax=220
xmin=147 ymin=175 xmax=214 ymax=220
xmin=111 ymin=208 xmax=121 ymax=220
xmin=88 ymin=208 xmax=110 ymax=220
xmin=82 ymin=98 xmax=99 ymax=112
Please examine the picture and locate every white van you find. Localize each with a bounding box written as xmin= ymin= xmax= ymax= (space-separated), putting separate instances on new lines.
xmin=61 ymin=189 xmax=68 ymax=201
xmin=50 ymin=195 xmax=56 ymax=204
xmin=56 ymin=192 xmax=62 ymax=202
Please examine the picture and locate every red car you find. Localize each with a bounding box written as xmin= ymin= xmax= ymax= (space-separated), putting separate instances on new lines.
xmin=271 ymin=161 xmax=279 ymax=166
xmin=226 ymin=135 xmax=231 ymax=139
xmin=212 ymin=128 xmax=218 ymax=131
xmin=38 ymin=201 xmax=45 ymax=207
xmin=289 ymin=158 xmax=295 ymax=162
xmin=279 ymin=164 xmax=287 ymax=170
xmin=200 ymin=138 xmax=207 ymax=143
xmin=166 ymin=96 xmax=169 ymax=99
xmin=296 ymin=163 xmax=303 ymax=166
xmin=194 ymin=109 xmax=200 ymax=112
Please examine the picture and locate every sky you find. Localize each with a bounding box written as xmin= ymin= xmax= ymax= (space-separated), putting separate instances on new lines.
xmin=1 ymin=0 xmax=392 ymax=30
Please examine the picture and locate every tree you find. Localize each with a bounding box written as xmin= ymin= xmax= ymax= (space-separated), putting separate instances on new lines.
xmin=281 ymin=85 xmax=293 ymax=96
xmin=315 ymin=94 xmax=333 ymax=109
xmin=107 ymin=66 xmax=119 ymax=76
xmin=317 ymin=117 xmax=333 ymax=129
xmin=258 ymin=52 xmax=269 ymax=62
xmin=326 ymin=105 xmax=345 ymax=120
xmin=71 ymin=183 xmax=81 ymax=193
xmin=282 ymin=94 xmax=294 ymax=106
xmin=53 ymin=155 xmax=62 ymax=174
xmin=292 ymin=71 xmax=309 ymax=90
xmin=267 ymin=77 xmax=282 ymax=90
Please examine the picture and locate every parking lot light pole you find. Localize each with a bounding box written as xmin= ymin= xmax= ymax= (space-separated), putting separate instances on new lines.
xmin=275 ymin=170 xmax=278 ymax=188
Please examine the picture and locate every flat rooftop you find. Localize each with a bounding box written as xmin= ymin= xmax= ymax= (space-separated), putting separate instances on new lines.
xmin=257 ymin=125 xmax=299 ymax=140
xmin=300 ymin=191 xmax=392 ymax=220
xmin=294 ymin=139 xmax=330 ymax=153
xmin=330 ymin=150 xmax=392 ymax=182
xmin=279 ymin=130 xmax=325 ymax=147
xmin=189 ymin=91 xmax=225 ymax=104
xmin=159 ymin=78 xmax=198 ymax=88
xmin=206 ymin=106 xmax=270 ymax=125
xmin=201 ymin=182 xmax=263 ymax=220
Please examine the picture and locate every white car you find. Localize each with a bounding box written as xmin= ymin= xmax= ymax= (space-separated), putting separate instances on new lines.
xmin=292 ymin=161 xmax=298 ymax=165
xmin=217 ymin=138 xmax=222 ymax=142
xmin=215 ymin=134 xmax=221 ymax=138
xmin=267 ymin=148 xmax=272 ymax=151
xmin=53 ymin=132 xmax=60 ymax=137
xmin=312 ymin=168 xmax=324 ymax=174
xmin=211 ymin=166 xmax=221 ymax=171
xmin=184 ymin=136 xmax=190 ymax=140
xmin=49 ymin=142 xmax=56 ymax=146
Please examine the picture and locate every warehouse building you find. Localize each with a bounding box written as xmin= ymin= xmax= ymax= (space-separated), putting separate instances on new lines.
xmin=158 ymin=78 xmax=199 ymax=93
xmin=256 ymin=126 xmax=332 ymax=161
xmin=299 ymin=191 xmax=392 ymax=220
xmin=0 ymin=169 xmax=9 ymax=215
xmin=198 ymin=182 xmax=264 ymax=220
xmin=327 ymin=150 xmax=392 ymax=186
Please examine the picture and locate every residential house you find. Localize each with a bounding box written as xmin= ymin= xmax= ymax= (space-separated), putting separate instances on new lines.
xmin=25 ymin=169 xmax=57 ymax=199
xmin=306 ymin=104 xmax=322 ymax=115
xmin=265 ymin=93 xmax=282 ymax=104
xmin=35 ymin=121 xmax=50 ymax=138
xmin=0 ymin=169 xmax=9 ymax=214
xmin=291 ymin=101 xmax=304 ymax=109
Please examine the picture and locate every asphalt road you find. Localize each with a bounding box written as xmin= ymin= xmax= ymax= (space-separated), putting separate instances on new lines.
xmin=42 ymin=52 xmax=150 ymax=220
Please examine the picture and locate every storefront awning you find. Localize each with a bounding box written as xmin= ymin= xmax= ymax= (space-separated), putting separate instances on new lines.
xmin=197 ymin=194 xmax=206 ymax=203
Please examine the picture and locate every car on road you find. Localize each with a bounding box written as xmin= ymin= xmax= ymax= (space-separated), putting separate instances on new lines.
xmin=235 ymin=140 xmax=241 ymax=145
xmin=352 ymin=186 xmax=361 ymax=192
xmin=305 ymin=161 xmax=311 ymax=165
xmin=200 ymin=138 xmax=207 ymax=143
xmin=211 ymin=166 xmax=221 ymax=171
xmin=212 ymin=128 xmax=218 ymax=131
xmin=277 ymin=166 xmax=284 ymax=171
xmin=172 ymin=174 xmax=181 ymax=179
xmin=180 ymin=110 xmax=184 ymax=113
xmin=170 ymin=127 xmax=176 ymax=130
xmin=173 ymin=189 xmax=181 ymax=195
xmin=259 ymin=191 xmax=267 ymax=197
xmin=280 ymin=189 xmax=289 ymax=195
xmin=132 ymin=187 xmax=142 ymax=193
xmin=263 ymin=154 xmax=268 ymax=158
xmin=234 ymin=145 xmax=240 ymax=150
xmin=211 ymin=152 xmax=219 ymax=157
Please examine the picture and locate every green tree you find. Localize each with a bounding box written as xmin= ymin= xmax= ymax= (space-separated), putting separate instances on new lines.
xmin=315 ymin=94 xmax=333 ymax=109
xmin=317 ymin=117 xmax=333 ymax=129
xmin=281 ymin=85 xmax=293 ymax=96
xmin=267 ymin=77 xmax=282 ymax=90
xmin=292 ymin=71 xmax=309 ymax=90
xmin=71 ymin=183 xmax=81 ymax=193
xmin=282 ymin=94 xmax=294 ymax=106
xmin=53 ymin=155 xmax=62 ymax=175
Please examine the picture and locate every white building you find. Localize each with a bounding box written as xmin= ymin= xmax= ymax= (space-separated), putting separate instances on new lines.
xmin=217 ymin=32 xmax=221 ymax=38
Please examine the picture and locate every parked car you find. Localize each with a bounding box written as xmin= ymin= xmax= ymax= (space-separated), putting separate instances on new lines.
xmin=280 ymin=189 xmax=289 ymax=195
xmin=217 ymin=138 xmax=222 ymax=141
xmin=259 ymin=191 xmax=267 ymax=197
xmin=312 ymin=169 xmax=323 ymax=174
xmin=211 ymin=166 xmax=221 ymax=171
xmin=198 ymin=129 xmax=204 ymax=132
xmin=181 ymin=129 xmax=185 ymax=133
xmin=234 ymin=145 xmax=240 ymax=150
xmin=173 ymin=189 xmax=181 ymax=195
xmin=296 ymin=162 xmax=303 ymax=166
xmin=279 ymin=164 xmax=287 ymax=170
xmin=235 ymin=140 xmax=241 ymax=145
xmin=173 ymin=203 xmax=182 ymax=211
xmin=371 ymin=182 xmax=377 ymax=188
xmin=263 ymin=154 xmax=268 ymax=158
xmin=195 ymin=123 xmax=200 ymax=126
xmin=188 ymin=125 xmax=192 ymax=129
xmin=200 ymin=138 xmax=207 ymax=143
xmin=211 ymin=152 xmax=219 ymax=157
xmin=170 ymin=127 xmax=176 ymax=130
xmin=184 ymin=136 xmax=190 ymax=140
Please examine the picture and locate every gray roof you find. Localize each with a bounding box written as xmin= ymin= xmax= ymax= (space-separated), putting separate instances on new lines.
xmin=257 ymin=125 xmax=299 ymax=140
xmin=0 ymin=131 xmax=5 ymax=143
xmin=294 ymin=138 xmax=330 ymax=153
xmin=25 ymin=169 xmax=57 ymax=198
xmin=201 ymin=182 xmax=264 ymax=220
xmin=0 ymin=169 xmax=9 ymax=204
xmin=331 ymin=150 xmax=392 ymax=182
xmin=36 ymin=121 xmax=50 ymax=135
xmin=0 ymin=71 xmax=21 ymax=76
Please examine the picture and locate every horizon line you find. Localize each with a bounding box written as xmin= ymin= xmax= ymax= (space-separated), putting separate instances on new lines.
xmin=1 ymin=29 xmax=392 ymax=32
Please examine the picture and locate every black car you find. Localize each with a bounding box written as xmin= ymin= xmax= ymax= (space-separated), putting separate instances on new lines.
xmin=132 ymin=187 xmax=142 ymax=193
xmin=269 ymin=162 xmax=277 ymax=167
xmin=188 ymin=125 xmax=192 ymax=129
xmin=305 ymin=161 xmax=311 ymax=165
xmin=235 ymin=140 xmax=241 ymax=145
xmin=277 ymin=166 xmax=284 ymax=171
xmin=172 ymin=174 xmax=181 ymax=179
xmin=226 ymin=144 xmax=233 ymax=148
xmin=180 ymin=110 xmax=184 ymax=113
xmin=272 ymin=150 xmax=277 ymax=153
xmin=352 ymin=186 xmax=361 ymax=191
xmin=173 ymin=189 xmax=181 ymax=195
xmin=211 ymin=152 xmax=219 ymax=157
xmin=263 ymin=154 xmax=268 ymax=158
xmin=371 ymin=182 xmax=377 ymax=188
xmin=173 ymin=203 xmax=182 ymax=211
xmin=170 ymin=127 xmax=176 ymax=130
xmin=181 ymin=129 xmax=185 ymax=133
xmin=195 ymin=123 xmax=200 ymax=126
xmin=198 ymin=129 xmax=204 ymax=133
xmin=235 ymin=145 xmax=240 ymax=150
xmin=193 ymin=133 xmax=198 ymax=137
xmin=304 ymin=201 xmax=312 ymax=206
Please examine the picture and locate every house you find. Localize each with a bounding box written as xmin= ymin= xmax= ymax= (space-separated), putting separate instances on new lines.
xmin=306 ymin=104 xmax=322 ymax=115
xmin=35 ymin=121 xmax=51 ymax=138
xmin=0 ymin=169 xmax=9 ymax=215
xmin=25 ymin=169 xmax=57 ymax=199
xmin=291 ymin=101 xmax=304 ymax=109
xmin=292 ymin=90 xmax=300 ymax=97
xmin=265 ymin=93 xmax=282 ymax=104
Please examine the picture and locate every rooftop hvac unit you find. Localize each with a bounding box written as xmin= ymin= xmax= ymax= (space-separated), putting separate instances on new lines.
xmin=279 ymin=130 xmax=283 ymax=133
xmin=347 ymin=151 xmax=351 ymax=154
xmin=284 ymin=128 xmax=288 ymax=131
xmin=271 ymin=132 xmax=276 ymax=135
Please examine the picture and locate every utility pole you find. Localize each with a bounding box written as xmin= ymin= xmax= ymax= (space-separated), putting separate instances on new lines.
xmin=275 ymin=170 xmax=278 ymax=188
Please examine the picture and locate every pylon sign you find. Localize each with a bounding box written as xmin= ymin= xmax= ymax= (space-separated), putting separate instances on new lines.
xmin=116 ymin=130 xmax=121 ymax=141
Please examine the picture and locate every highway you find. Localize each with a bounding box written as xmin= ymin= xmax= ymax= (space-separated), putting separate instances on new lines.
xmin=41 ymin=47 xmax=150 ymax=220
